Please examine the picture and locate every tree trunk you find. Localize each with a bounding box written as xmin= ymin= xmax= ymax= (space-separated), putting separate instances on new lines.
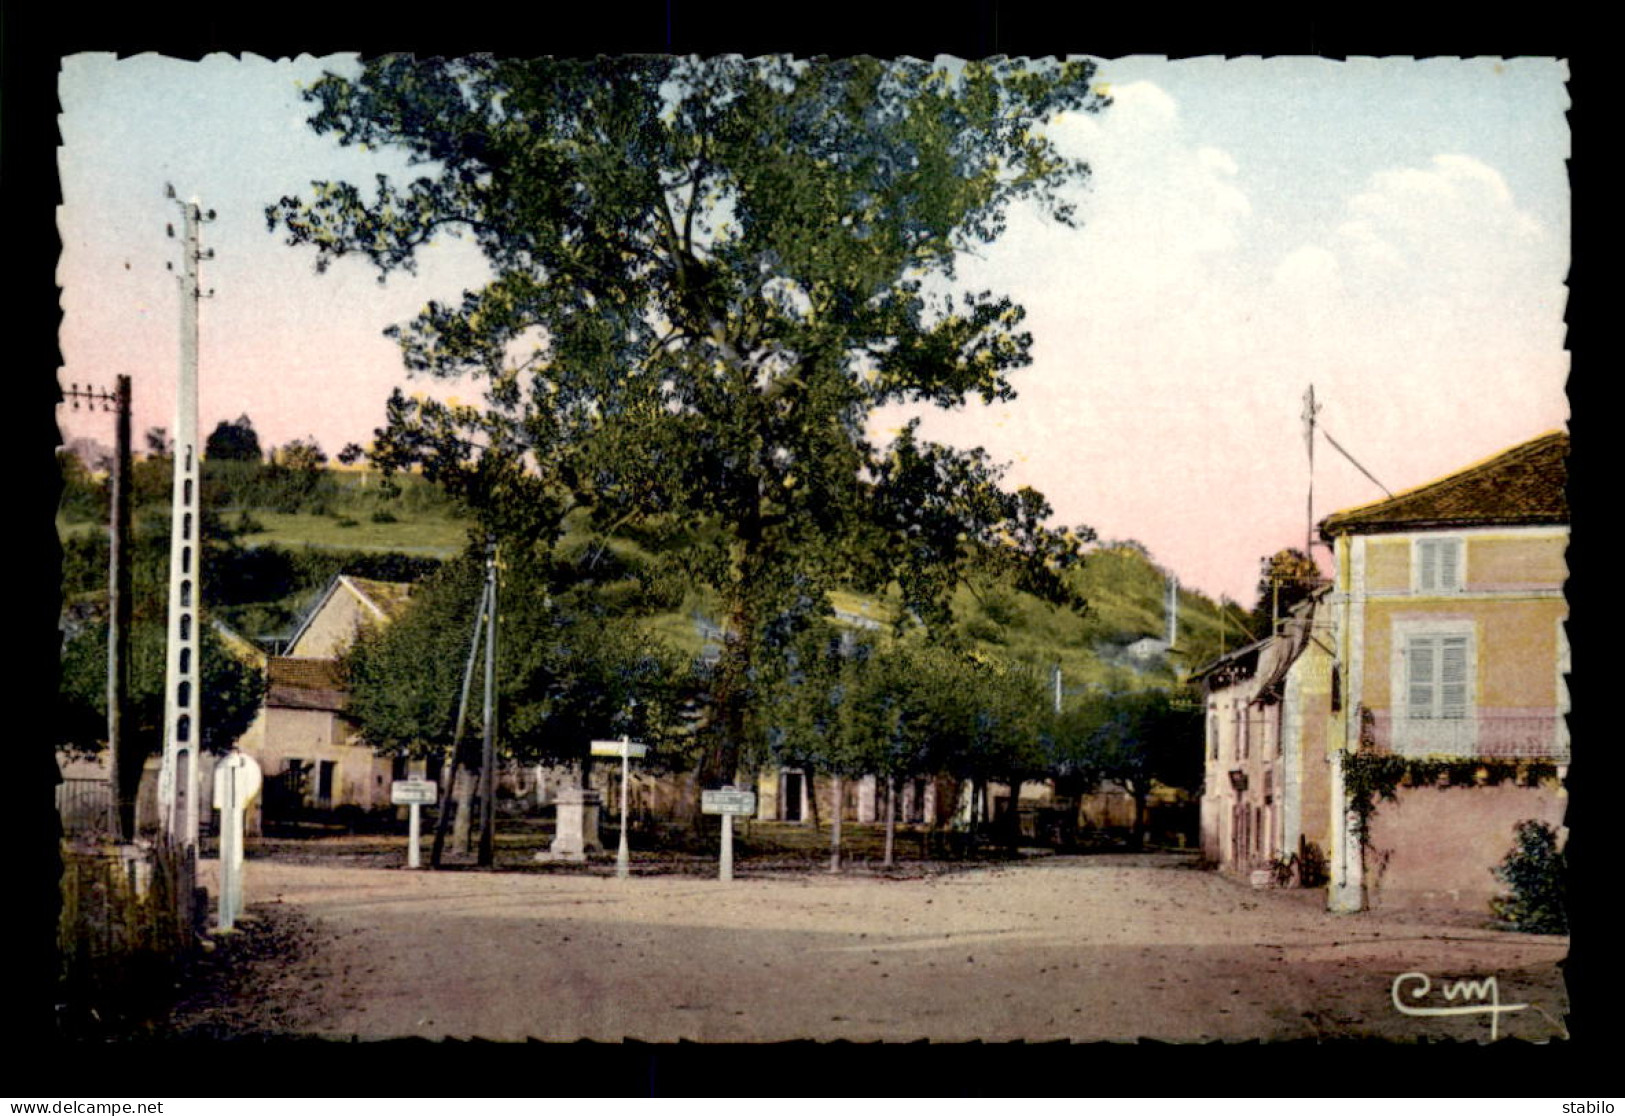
xmin=430 ymin=758 xmax=462 ymax=869
xmin=452 ymin=761 xmax=476 ymax=853
xmin=882 ymin=775 xmax=897 ymax=868
xmin=829 ymin=773 xmax=843 ymax=872
xmin=804 ymin=769 xmax=820 ymax=829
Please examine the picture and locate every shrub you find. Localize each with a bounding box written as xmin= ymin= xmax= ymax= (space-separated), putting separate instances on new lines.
xmin=1491 ymin=819 xmax=1567 ymax=934
xmin=370 ymin=509 xmax=398 ymax=524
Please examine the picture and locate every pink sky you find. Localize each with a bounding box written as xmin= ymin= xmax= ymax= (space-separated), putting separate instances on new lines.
xmin=57 ymin=55 xmax=1570 ymax=606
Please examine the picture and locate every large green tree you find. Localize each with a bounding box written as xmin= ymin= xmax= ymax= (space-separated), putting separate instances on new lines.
xmin=269 ymin=55 xmax=1105 ymax=796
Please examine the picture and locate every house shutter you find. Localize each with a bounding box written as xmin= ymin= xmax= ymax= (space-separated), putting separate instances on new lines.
xmin=1439 ymin=635 xmax=1469 ymax=719
xmin=1438 ymin=540 xmax=1461 ymax=589
xmin=1417 ymin=538 xmax=1462 ymax=591
xmin=1407 ymin=638 xmax=1436 ymax=719
xmin=1418 ymin=541 xmax=1439 ymax=591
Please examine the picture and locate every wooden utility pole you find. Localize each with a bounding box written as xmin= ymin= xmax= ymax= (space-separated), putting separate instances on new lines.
xmin=431 ymin=575 xmax=490 ymax=867
xmin=109 ymin=376 xmax=132 ymax=839
xmin=62 ymin=376 xmax=132 ymax=839
xmin=476 ymin=540 xmax=499 ymax=867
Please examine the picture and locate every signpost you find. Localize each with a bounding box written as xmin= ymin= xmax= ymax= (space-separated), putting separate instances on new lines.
xmin=591 ymin=737 xmax=649 ymax=879
xmin=392 ymin=777 xmax=438 ymax=869
xmin=701 ymin=786 xmax=757 ymax=882
xmin=212 ymin=751 xmax=262 ymax=931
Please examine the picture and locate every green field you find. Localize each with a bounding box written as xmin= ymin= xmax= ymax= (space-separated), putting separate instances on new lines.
xmin=235 ymin=510 xmax=470 ymax=555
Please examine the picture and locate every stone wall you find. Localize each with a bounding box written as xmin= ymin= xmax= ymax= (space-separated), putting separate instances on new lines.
xmin=1365 ymin=780 xmax=1566 ymax=911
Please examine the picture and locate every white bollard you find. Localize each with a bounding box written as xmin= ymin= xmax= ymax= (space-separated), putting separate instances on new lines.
xmin=213 ymin=752 xmax=262 ymax=931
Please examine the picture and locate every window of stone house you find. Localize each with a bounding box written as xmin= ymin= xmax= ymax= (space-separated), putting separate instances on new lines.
xmin=1406 ymin=634 xmax=1470 ymax=721
xmin=1414 ymin=537 xmax=1464 ymax=593
xmin=1394 ymin=623 xmax=1477 ymax=756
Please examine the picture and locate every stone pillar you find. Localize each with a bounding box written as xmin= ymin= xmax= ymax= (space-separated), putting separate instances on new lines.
xmin=542 ymin=787 xmax=604 ymax=862
xmin=857 ymin=775 xmax=877 ymax=823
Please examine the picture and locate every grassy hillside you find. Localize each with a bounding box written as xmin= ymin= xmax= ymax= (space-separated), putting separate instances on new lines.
xmin=61 ymin=460 xmax=1255 ymax=684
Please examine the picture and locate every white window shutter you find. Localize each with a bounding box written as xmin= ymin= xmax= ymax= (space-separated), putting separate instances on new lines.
xmin=1440 ymin=635 xmax=1468 ymax=718
xmin=1407 ymin=638 xmax=1436 ymax=719
xmin=1417 ymin=541 xmax=1438 ymax=590
xmin=1440 ymin=540 xmax=1461 ymax=590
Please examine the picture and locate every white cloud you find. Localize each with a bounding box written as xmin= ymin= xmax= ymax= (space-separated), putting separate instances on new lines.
xmin=1329 ymin=154 xmax=1551 ymax=303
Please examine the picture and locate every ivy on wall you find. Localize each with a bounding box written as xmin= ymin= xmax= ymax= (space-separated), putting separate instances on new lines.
xmin=1339 ymin=707 xmax=1558 ymax=845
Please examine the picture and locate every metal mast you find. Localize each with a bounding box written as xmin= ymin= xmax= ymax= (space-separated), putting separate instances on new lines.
xmin=157 ymin=187 xmax=213 ymax=849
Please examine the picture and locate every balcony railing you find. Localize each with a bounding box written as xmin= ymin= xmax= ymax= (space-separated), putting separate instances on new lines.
xmin=1363 ymin=710 xmax=1569 ymax=761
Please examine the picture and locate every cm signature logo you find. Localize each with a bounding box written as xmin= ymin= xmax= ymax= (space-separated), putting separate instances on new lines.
xmin=1391 ymin=971 xmax=1528 ymax=1042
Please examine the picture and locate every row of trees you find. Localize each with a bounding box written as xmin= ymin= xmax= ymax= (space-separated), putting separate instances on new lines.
xmin=59 ymin=419 xmax=340 ymax=525
xmin=342 ymin=541 xmax=1200 ymax=855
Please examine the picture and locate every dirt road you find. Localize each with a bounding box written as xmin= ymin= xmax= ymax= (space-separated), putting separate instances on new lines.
xmin=180 ymin=854 xmax=1567 ymax=1043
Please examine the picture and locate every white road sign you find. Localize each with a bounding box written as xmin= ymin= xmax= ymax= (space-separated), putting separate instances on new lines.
xmin=701 ymin=788 xmax=757 ymax=816
xmin=391 ymin=779 xmax=438 ymax=805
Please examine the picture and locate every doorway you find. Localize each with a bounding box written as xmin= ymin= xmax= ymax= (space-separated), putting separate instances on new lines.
xmin=782 ymin=771 xmax=803 ymax=822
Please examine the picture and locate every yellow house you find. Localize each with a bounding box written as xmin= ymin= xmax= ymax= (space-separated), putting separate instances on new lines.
xmin=1320 ymin=431 xmax=1568 ymax=913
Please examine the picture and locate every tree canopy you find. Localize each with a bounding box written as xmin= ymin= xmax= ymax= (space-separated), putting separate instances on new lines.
xmin=1250 ymin=547 xmax=1323 ymax=636
xmin=205 ymin=414 xmax=263 ymax=462
xmin=343 ymin=543 xmax=695 ymax=774
xmin=269 ymin=55 xmax=1107 ymax=788
xmin=58 ymin=514 xmax=265 ymax=781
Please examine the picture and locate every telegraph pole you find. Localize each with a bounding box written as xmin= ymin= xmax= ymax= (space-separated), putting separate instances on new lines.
xmin=62 ymin=376 xmax=132 ymax=839
xmin=431 ymin=575 xmax=489 ymax=867
xmin=157 ymin=187 xmax=214 ymax=851
xmin=477 ymin=539 xmax=499 ymax=867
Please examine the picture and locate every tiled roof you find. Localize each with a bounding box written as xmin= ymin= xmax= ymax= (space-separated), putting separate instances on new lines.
xmin=267 ymin=656 xmax=347 ymax=712
xmin=282 ymin=574 xmax=415 ymax=654
xmin=1188 ymin=637 xmax=1269 ymax=687
xmin=1320 ymin=431 xmax=1568 ymax=537
xmin=345 ymin=576 xmax=414 ymax=623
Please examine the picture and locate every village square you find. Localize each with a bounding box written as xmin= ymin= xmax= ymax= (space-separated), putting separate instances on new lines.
xmin=46 ymin=53 xmax=1572 ymax=1049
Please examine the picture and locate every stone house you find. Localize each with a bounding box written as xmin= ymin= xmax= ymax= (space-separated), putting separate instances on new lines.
xmin=1319 ymin=430 xmax=1569 ymax=912
xmin=1191 ymin=595 xmax=1335 ymax=882
xmin=234 ymin=575 xmax=425 ymax=824
xmin=1197 ymin=430 xmax=1569 ymax=913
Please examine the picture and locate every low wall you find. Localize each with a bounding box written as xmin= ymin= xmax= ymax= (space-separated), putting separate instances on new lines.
xmin=58 ymin=838 xmax=200 ymax=1018
xmin=1365 ymin=781 xmax=1566 ymax=912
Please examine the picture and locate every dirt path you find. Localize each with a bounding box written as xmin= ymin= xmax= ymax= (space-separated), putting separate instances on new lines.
xmin=177 ymin=854 xmax=1568 ymax=1043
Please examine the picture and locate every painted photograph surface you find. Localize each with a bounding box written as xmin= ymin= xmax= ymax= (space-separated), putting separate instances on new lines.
xmin=55 ymin=53 xmax=1570 ymax=1043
